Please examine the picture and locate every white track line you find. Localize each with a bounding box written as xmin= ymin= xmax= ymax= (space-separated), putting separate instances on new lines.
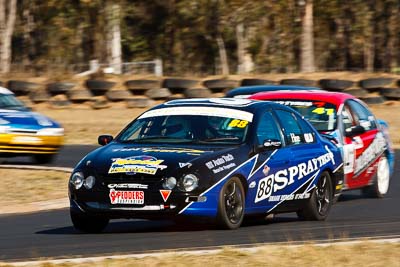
xmin=4 ymin=236 xmax=400 ymax=266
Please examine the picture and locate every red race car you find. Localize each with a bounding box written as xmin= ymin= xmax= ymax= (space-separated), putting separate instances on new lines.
xmin=250 ymin=90 xmax=395 ymax=197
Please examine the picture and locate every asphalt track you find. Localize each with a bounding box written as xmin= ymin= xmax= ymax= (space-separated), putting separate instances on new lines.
xmin=0 ymin=147 xmax=399 ymax=262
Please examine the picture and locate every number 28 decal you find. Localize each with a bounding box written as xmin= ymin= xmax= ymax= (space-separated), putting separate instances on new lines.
xmin=255 ymin=175 xmax=274 ymax=203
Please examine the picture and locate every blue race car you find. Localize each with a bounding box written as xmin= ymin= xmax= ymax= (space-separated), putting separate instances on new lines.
xmin=225 ymin=85 xmax=321 ymax=98
xmin=69 ymin=98 xmax=343 ymax=232
xmin=0 ymin=87 xmax=64 ymax=163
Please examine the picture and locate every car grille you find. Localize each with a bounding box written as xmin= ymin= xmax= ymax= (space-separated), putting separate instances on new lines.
xmin=7 ymin=129 xmax=38 ymax=134
xmin=100 ymin=174 xmax=163 ymax=184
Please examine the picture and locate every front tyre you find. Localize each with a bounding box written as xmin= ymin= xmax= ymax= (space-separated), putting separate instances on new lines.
xmin=70 ymin=209 xmax=109 ymax=233
xmin=297 ymin=171 xmax=333 ymax=221
xmin=362 ymin=155 xmax=390 ymax=198
xmin=216 ymin=177 xmax=245 ymax=229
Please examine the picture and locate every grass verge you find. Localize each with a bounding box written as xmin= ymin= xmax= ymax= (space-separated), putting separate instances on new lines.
xmin=0 ymin=169 xmax=69 ymax=206
xmin=0 ymin=242 xmax=399 ymax=266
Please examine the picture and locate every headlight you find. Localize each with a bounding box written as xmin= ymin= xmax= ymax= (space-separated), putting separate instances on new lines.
xmin=163 ymin=177 xmax=177 ymax=189
xmin=70 ymin=172 xmax=84 ymax=190
xmin=180 ymin=174 xmax=199 ymax=192
xmin=37 ymin=128 xmax=64 ymax=136
xmin=84 ymin=175 xmax=96 ymax=189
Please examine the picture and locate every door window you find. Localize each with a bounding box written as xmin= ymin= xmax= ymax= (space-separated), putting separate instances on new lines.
xmin=256 ymin=112 xmax=282 ymax=144
xmin=346 ymin=100 xmax=377 ymax=131
xmin=274 ymin=109 xmax=305 ymax=145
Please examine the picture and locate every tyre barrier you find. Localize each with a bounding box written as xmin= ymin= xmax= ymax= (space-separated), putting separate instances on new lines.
xmin=240 ymin=78 xmax=276 ymax=86
xmin=49 ymin=94 xmax=72 ymax=109
xmin=167 ymin=93 xmax=186 ymax=100
xmin=162 ymin=78 xmax=199 ymax=94
xmin=280 ymin=79 xmax=316 ymax=87
xmin=86 ymin=80 xmax=116 ymax=96
xmin=380 ymin=88 xmax=400 ymax=100
xmin=126 ymin=97 xmax=155 ymax=108
xmin=90 ymin=96 xmax=110 ymax=109
xmin=145 ymin=88 xmax=172 ymax=100
xmin=47 ymin=82 xmax=76 ymax=95
xmin=8 ymin=80 xmax=41 ymax=96
xmin=359 ymin=78 xmax=394 ymax=90
xmin=125 ymin=79 xmax=161 ymax=90
xmin=105 ymin=90 xmax=133 ymax=102
xmin=360 ymin=95 xmax=386 ymax=105
xmin=319 ymin=79 xmax=354 ymax=91
xmin=29 ymin=90 xmax=51 ymax=103
xmin=203 ymin=79 xmax=240 ymax=92
xmin=67 ymin=89 xmax=93 ymax=103
xmin=344 ymin=88 xmax=369 ymax=98
xmin=184 ymin=87 xmax=212 ymax=98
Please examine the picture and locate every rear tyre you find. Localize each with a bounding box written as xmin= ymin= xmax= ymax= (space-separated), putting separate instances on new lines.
xmin=216 ymin=177 xmax=245 ymax=229
xmin=70 ymin=209 xmax=109 ymax=233
xmin=362 ymin=155 xmax=390 ymax=198
xmin=297 ymin=171 xmax=333 ymax=221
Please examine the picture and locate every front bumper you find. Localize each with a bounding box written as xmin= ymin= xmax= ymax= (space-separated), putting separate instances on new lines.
xmin=0 ymin=133 xmax=63 ymax=154
xmin=69 ymin=187 xmax=211 ymax=220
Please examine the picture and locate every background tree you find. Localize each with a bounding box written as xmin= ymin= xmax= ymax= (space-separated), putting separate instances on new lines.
xmin=0 ymin=0 xmax=17 ymax=73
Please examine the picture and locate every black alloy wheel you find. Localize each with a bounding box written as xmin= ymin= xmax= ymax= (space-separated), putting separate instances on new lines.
xmin=217 ymin=177 xmax=245 ymax=229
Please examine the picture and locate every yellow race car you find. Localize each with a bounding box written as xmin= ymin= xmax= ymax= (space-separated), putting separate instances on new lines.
xmin=0 ymin=87 xmax=64 ymax=163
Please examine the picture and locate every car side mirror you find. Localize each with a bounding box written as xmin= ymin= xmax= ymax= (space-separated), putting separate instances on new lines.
xmin=98 ymin=135 xmax=113 ymax=146
xmin=345 ymin=125 xmax=365 ymax=137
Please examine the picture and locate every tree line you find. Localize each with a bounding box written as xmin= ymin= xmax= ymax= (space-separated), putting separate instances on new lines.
xmin=0 ymin=0 xmax=399 ymax=76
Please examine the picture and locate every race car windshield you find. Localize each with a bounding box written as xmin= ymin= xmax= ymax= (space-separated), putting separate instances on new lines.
xmin=0 ymin=94 xmax=28 ymax=111
xmin=273 ymin=100 xmax=337 ymax=132
xmin=117 ymin=114 xmax=250 ymax=145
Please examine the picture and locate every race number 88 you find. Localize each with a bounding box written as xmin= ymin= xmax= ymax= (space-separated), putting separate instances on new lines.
xmin=255 ymin=175 xmax=274 ymax=203
xmin=228 ymin=119 xmax=249 ymax=128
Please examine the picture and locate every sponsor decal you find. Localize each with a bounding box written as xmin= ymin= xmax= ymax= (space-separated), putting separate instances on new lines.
xmin=160 ymin=190 xmax=172 ymax=202
xmin=268 ymin=193 xmax=310 ymax=202
xmin=343 ymin=144 xmax=355 ymax=174
xmin=108 ymin=155 xmax=167 ymax=175
xmin=255 ymin=150 xmax=335 ymax=203
xmin=112 ymin=147 xmax=206 ymax=155
xmin=109 ymin=189 xmax=144 ymax=204
xmin=249 ymin=181 xmax=256 ymax=188
xmin=274 ymin=101 xmax=313 ymax=107
xmin=352 ymin=136 xmax=364 ymax=150
xmin=179 ymin=162 xmax=192 ymax=168
xmin=354 ymin=133 xmax=386 ymax=175
xmin=262 ymin=165 xmax=270 ymax=176
xmin=108 ymin=183 xmax=148 ymax=189
xmin=304 ymin=133 xmax=314 ymax=143
xmin=290 ymin=133 xmax=301 ymax=144
xmin=205 ymin=154 xmax=236 ymax=174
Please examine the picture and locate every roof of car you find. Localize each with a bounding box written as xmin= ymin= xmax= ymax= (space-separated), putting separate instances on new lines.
xmin=151 ymin=98 xmax=288 ymax=113
xmin=0 ymin=87 xmax=14 ymax=95
xmin=249 ymin=90 xmax=355 ymax=105
xmin=225 ymin=85 xmax=321 ymax=97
